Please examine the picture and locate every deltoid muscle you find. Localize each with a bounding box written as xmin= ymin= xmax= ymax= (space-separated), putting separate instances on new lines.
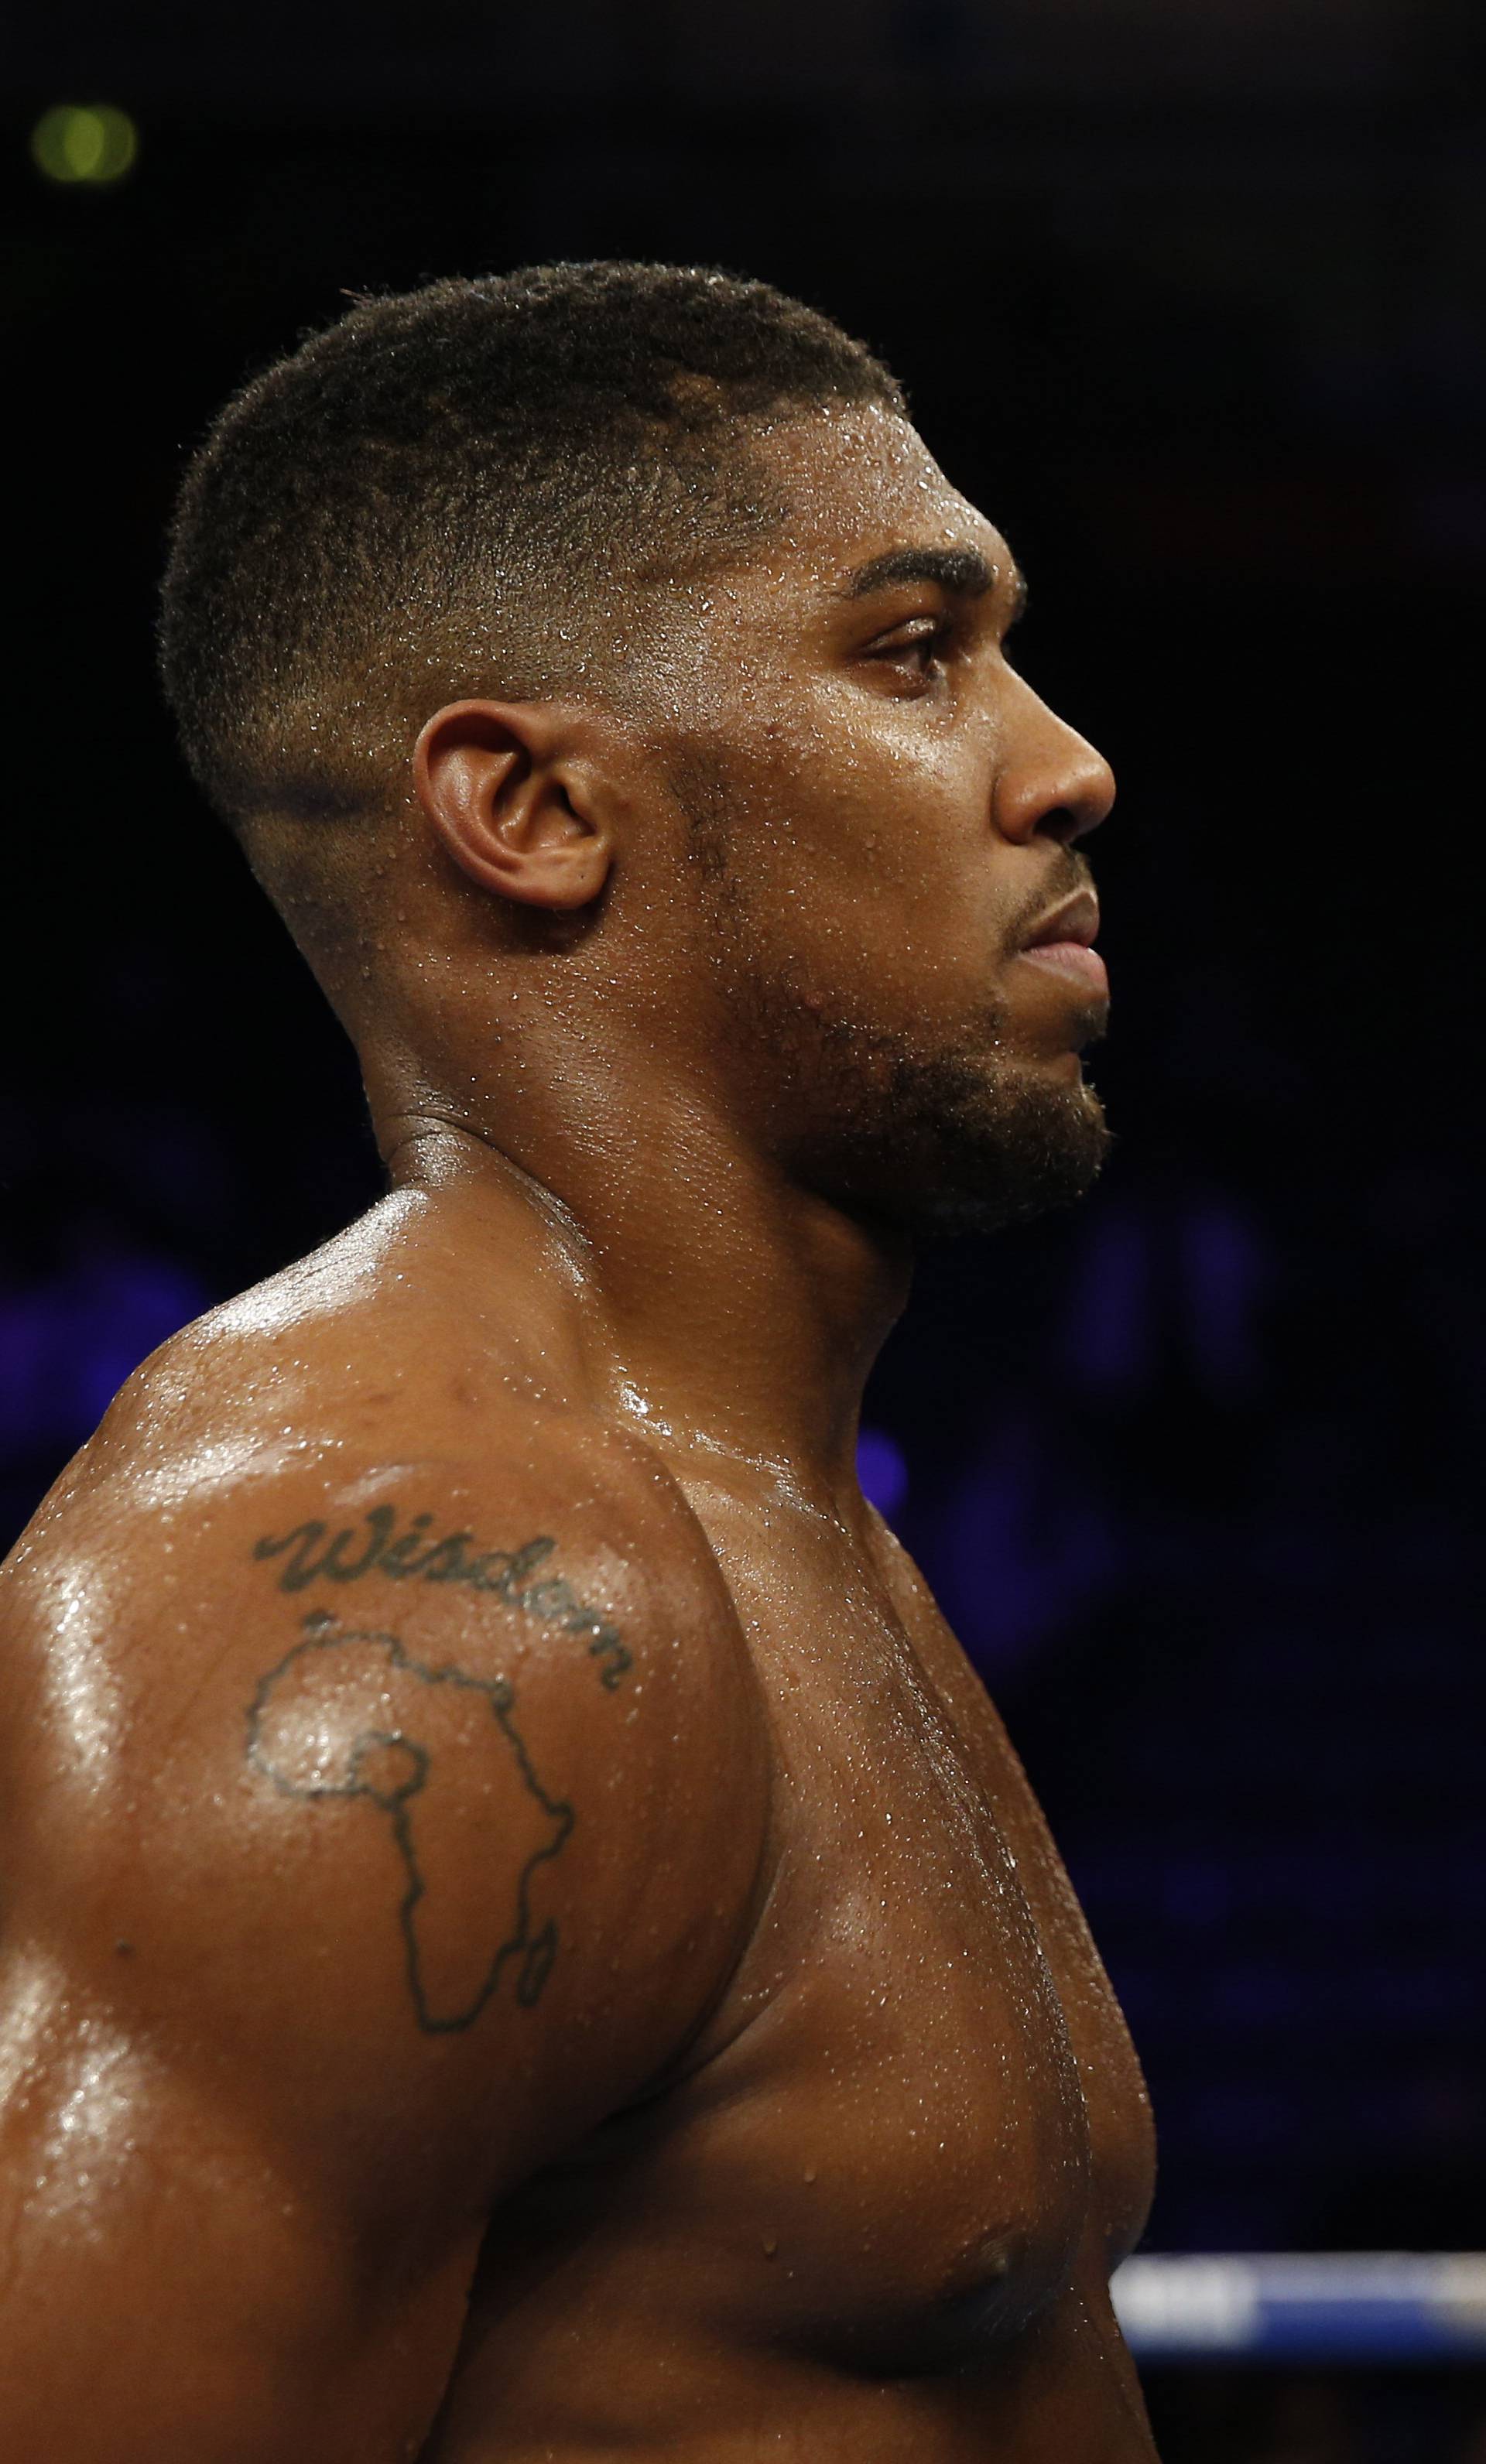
xmin=247 ymin=1613 xmax=575 ymax=2031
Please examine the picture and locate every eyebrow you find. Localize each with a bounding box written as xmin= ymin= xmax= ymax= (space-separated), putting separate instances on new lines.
xmin=838 ymin=544 xmax=1003 ymax=604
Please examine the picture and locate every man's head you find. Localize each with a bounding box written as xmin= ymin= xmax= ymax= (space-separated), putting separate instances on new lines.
xmin=160 ymin=262 xmax=1115 ymax=1237
xmin=160 ymin=263 xmax=902 ymax=837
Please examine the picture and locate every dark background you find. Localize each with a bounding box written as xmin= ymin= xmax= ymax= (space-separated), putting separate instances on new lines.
xmin=4 ymin=5 xmax=1484 ymax=2455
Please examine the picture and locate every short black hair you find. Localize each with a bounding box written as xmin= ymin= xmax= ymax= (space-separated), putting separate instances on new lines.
xmin=158 ymin=262 xmax=903 ymax=842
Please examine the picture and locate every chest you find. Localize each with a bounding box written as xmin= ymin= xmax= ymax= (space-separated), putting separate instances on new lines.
xmin=673 ymin=1487 xmax=1155 ymax=2354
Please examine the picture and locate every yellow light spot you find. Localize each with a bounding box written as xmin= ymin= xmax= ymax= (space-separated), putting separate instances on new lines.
xmin=31 ymin=105 xmax=138 ymax=186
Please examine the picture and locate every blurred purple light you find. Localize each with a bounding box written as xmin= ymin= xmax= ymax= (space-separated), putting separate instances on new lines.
xmin=857 ymin=1425 xmax=908 ymax=1521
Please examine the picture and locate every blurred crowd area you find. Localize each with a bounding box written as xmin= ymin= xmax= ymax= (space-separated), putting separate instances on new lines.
xmin=1144 ymin=2366 xmax=1486 ymax=2464
xmin=6 ymin=2 xmax=1484 ymax=2455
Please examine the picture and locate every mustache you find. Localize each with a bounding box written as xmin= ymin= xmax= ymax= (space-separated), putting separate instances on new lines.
xmin=1004 ymin=857 xmax=1097 ymax=953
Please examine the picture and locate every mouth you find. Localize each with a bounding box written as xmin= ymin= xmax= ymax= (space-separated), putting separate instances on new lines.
xmin=1015 ymin=887 xmax=1109 ymax=1000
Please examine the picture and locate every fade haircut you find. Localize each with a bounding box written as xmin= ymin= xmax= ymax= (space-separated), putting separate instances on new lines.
xmin=159 ymin=262 xmax=902 ymax=884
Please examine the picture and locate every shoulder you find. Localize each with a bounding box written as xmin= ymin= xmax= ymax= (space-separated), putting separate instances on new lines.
xmin=0 ymin=1226 xmax=769 ymax=2183
xmin=16 ymin=1186 xmax=748 ymax=1680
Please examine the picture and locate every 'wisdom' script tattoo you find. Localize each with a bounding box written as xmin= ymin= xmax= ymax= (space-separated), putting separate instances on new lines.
xmin=247 ymin=1611 xmax=574 ymax=2033
xmin=252 ymin=1504 xmax=631 ymax=1689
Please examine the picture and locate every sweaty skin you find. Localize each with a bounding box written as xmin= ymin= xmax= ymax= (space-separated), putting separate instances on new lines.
xmin=0 ymin=405 xmax=1159 ymax=2459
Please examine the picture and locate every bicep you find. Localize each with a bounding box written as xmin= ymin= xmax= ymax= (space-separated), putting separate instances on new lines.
xmin=0 ymin=1462 xmax=765 ymax=2449
xmin=0 ymin=1977 xmax=474 ymax=2462
xmin=9 ymin=1528 xmax=741 ymax=2167
xmin=0 ymin=1617 xmax=568 ymax=2464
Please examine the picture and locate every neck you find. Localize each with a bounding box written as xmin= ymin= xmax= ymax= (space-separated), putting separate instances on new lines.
xmin=370 ymin=1047 xmax=912 ymax=1507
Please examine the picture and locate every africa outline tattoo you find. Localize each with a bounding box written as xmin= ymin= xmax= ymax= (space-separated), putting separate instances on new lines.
xmin=252 ymin=1504 xmax=632 ymax=1689
xmin=247 ymin=1610 xmax=575 ymax=2034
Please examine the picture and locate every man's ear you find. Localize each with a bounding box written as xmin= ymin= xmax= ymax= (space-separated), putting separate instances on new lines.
xmin=412 ymin=700 xmax=615 ymax=912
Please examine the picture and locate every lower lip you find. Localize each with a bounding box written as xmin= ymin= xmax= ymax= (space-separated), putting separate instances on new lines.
xmin=1017 ymin=940 xmax=1109 ymax=997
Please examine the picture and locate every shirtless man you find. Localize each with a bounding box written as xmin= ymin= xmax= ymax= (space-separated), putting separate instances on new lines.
xmin=0 ymin=264 xmax=1157 ymax=2458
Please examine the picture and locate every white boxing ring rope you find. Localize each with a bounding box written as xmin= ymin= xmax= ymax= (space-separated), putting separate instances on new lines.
xmin=1111 ymin=2254 xmax=1486 ymax=2363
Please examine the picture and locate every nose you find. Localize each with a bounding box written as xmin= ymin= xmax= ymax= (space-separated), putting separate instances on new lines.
xmin=991 ymin=676 xmax=1116 ymax=848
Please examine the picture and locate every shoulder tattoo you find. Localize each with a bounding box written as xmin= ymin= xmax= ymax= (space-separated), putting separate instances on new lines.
xmin=246 ymin=1610 xmax=578 ymax=2033
xmin=251 ymin=1503 xmax=632 ymax=1689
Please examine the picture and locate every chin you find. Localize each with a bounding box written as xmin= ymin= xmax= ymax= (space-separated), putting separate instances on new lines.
xmin=908 ymin=1091 xmax=1112 ymax=1237
xmin=816 ymin=1050 xmax=1114 ymax=1239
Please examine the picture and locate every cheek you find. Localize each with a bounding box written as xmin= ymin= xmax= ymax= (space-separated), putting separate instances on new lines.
xmin=730 ymin=697 xmax=998 ymax=988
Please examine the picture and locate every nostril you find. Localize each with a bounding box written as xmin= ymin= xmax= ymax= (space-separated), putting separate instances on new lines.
xmin=1039 ymin=804 xmax=1092 ymax=847
xmin=1050 ymin=779 xmax=1115 ymax=844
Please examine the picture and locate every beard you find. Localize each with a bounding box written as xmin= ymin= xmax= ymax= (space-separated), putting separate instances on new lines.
xmin=762 ymin=995 xmax=1113 ymax=1237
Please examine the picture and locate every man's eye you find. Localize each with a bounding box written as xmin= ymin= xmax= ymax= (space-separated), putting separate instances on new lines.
xmin=868 ymin=619 xmax=951 ymax=680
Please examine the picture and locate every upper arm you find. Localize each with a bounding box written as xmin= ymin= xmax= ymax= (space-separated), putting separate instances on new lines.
xmin=0 ymin=1438 xmax=768 ymax=2458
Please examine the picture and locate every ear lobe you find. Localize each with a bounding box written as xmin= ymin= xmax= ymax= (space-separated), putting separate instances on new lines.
xmin=413 ymin=699 xmax=613 ymax=912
